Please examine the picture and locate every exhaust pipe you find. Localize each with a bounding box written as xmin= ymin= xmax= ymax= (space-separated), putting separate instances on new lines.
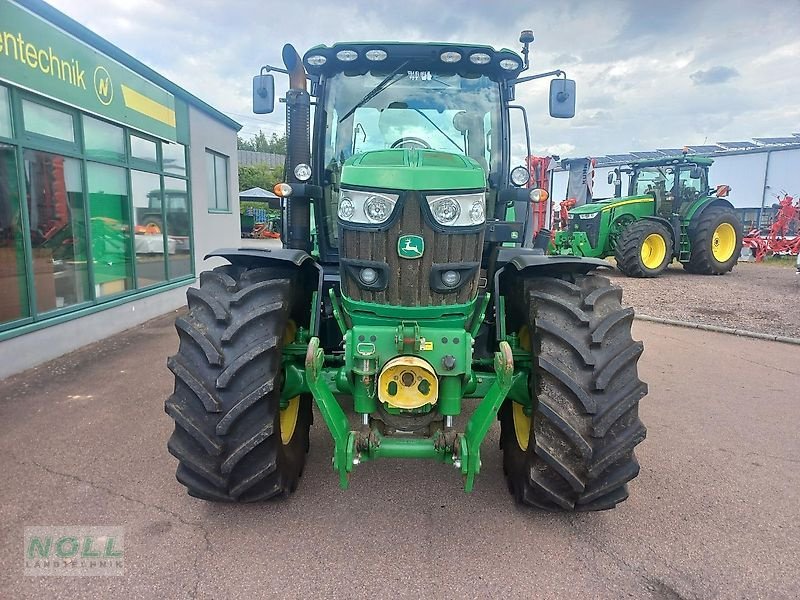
xmin=281 ymin=44 xmax=312 ymax=252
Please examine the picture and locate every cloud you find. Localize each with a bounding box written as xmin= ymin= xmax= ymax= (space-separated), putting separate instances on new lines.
xmin=689 ymin=66 xmax=740 ymax=85
xmin=44 ymin=0 xmax=800 ymax=158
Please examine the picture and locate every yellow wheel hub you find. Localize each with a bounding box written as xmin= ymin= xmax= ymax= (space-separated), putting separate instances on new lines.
xmin=280 ymin=395 xmax=300 ymax=445
xmin=640 ymin=233 xmax=667 ymax=270
xmin=512 ymin=402 xmax=531 ymax=451
xmin=513 ymin=326 xmax=532 ymax=451
xmin=711 ymin=222 xmax=737 ymax=262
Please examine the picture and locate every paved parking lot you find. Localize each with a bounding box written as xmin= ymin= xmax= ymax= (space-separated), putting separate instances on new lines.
xmin=1 ymin=313 xmax=798 ymax=599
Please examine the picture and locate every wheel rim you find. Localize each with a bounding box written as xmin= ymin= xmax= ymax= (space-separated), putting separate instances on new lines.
xmin=280 ymin=396 xmax=300 ymax=445
xmin=711 ymin=222 xmax=737 ymax=262
xmin=640 ymin=233 xmax=667 ymax=269
xmin=513 ymin=326 xmax=532 ymax=451
xmin=512 ymin=402 xmax=531 ymax=451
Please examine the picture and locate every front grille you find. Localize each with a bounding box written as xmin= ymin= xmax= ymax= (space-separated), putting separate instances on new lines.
xmin=572 ymin=214 xmax=601 ymax=248
xmin=340 ymin=192 xmax=483 ymax=306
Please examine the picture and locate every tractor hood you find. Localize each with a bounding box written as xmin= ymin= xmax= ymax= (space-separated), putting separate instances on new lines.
xmin=340 ymin=149 xmax=486 ymax=191
xmin=569 ymin=195 xmax=653 ymax=215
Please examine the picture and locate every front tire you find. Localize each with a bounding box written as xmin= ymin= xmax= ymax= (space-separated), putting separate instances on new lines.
xmin=684 ymin=207 xmax=742 ymax=274
xmin=614 ymin=220 xmax=673 ymax=278
xmin=165 ymin=265 xmax=312 ymax=502
xmin=501 ymin=273 xmax=648 ymax=511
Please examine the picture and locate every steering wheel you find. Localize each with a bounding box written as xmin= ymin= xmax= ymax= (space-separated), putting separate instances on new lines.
xmin=390 ymin=137 xmax=431 ymax=150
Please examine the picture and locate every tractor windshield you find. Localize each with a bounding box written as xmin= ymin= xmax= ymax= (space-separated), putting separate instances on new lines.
xmin=631 ymin=167 xmax=675 ymax=197
xmin=323 ymin=71 xmax=501 ymax=173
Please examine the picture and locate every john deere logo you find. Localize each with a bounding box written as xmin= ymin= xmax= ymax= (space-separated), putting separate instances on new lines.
xmin=398 ymin=235 xmax=424 ymax=259
xmin=94 ymin=66 xmax=113 ymax=106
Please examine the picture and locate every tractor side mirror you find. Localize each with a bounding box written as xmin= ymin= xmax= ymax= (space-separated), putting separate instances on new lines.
xmin=607 ymin=171 xmax=615 ymax=185
xmin=690 ymin=166 xmax=702 ymax=179
xmin=549 ymin=78 xmax=576 ymax=119
xmin=253 ymin=73 xmax=275 ymax=114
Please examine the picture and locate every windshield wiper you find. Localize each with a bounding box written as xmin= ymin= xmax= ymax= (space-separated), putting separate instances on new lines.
xmin=412 ymin=108 xmax=463 ymax=153
xmin=338 ymin=61 xmax=410 ymax=124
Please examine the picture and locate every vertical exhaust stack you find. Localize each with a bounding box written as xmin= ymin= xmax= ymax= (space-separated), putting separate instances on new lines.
xmin=282 ymin=44 xmax=312 ymax=252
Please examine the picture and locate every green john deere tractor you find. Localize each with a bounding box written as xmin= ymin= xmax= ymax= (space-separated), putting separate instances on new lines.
xmin=552 ymin=155 xmax=743 ymax=277
xmin=165 ymin=33 xmax=648 ymax=512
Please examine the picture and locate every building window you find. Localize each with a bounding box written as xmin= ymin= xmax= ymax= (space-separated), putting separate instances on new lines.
xmin=164 ymin=177 xmax=191 ymax=279
xmin=130 ymin=134 xmax=157 ymax=163
xmin=0 ymin=86 xmax=11 ymax=139
xmin=0 ymin=85 xmax=195 ymax=336
xmin=87 ymin=162 xmax=133 ymax=296
xmin=206 ymin=150 xmax=229 ymax=211
xmin=131 ymin=170 xmax=167 ymax=288
xmin=23 ymin=150 xmax=90 ymax=312
xmin=84 ymin=116 xmax=125 ymax=162
xmin=0 ymin=143 xmax=28 ymax=325
xmin=22 ymin=99 xmax=76 ymax=143
xmin=162 ymin=142 xmax=186 ymax=176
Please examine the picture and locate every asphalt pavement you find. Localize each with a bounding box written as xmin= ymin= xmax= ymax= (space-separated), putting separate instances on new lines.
xmin=1 ymin=314 xmax=798 ymax=599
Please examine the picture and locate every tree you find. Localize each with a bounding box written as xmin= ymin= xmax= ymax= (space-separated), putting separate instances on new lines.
xmin=237 ymin=130 xmax=287 ymax=154
xmin=238 ymin=163 xmax=284 ymax=192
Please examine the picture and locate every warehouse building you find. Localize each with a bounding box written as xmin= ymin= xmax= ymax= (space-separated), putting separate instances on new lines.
xmin=0 ymin=0 xmax=242 ymax=378
xmin=550 ymin=136 xmax=800 ymax=230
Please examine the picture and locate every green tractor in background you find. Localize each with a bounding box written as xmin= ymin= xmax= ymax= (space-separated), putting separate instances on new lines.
xmin=165 ymin=33 xmax=649 ymax=512
xmin=552 ymin=155 xmax=743 ymax=277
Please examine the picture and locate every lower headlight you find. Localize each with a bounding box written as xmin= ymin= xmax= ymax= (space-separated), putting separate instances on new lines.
xmin=441 ymin=270 xmax=461 ymax=288
xmin=426 ymin=193 xmax=486 ymax=227
xmin=359 ymin=267 xmax=378 ymax=285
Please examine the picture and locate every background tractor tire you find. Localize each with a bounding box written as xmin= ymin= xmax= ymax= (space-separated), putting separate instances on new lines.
xmin=166 ymin=265 xmax=312 ymax=502
xmin=501 ymin=273 xmax=647 ymax=511
xmin=684 ymin=207 xmax=742 ymax=275
xmin=614 ymin=219 xmax=674 ymax=278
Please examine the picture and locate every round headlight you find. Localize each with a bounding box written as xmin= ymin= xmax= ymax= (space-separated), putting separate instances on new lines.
xmin=469 ymin=52 xmax=491 ymax=65
xmin=431 ymin=197 xmax=461 ymax=224
xmin=364 ymin=195 xmax=392 ymax=222
xmin=499 ymin=58 xmax=520 ymax=71
xmin=306 ymin=54 xmax=327 ymax=66
xmin=365 ymin=49 xmax=387 ymax=61
xmin=510 ymin=166 xmax=530 ymax=187
xmin=293 ymin=163 xmax=311 ymax=181
xmin=469 ymin=200 xmax=485 ymax=224
xmin=336 ymin=49 xmax=358 ymax=62
xmin=359 ymin=267 xmax=378 ymax=285
xmin=338 ymin=197 xmax=355 ymax=219
xmin=530 ymin=188 xmax=549 ymax=203
xmin=440 ymin=51 xmax=462 ymax=63
xmin=441 ymin=270 xmax=461 ymax=288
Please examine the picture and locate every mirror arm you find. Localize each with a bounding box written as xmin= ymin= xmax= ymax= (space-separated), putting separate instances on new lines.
xmin=512 ymin=69 xmax=565 ymax=86
xmin=260 ymin=64 xmax=316 ymax=82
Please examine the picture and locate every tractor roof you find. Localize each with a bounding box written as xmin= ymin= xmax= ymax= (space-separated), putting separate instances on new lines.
xmin=631 ymin=155 xmax=714 ymax=168
xmin=302 ymin=42 xmax=525 ymax=80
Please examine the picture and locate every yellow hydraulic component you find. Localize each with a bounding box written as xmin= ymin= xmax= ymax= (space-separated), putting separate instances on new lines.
xmin=640 ymin=233 xmax=667 ymax=269
xmin=712 ymin=222 xmax=737 ymax=262
xmin=280 ymin=395 xmax=300 ymax=445
xmin=378 ymin=356 xmax=439 ymax=410
xmin=283 ymin=319 xmax=298 ymax=345
xmin=512 ymin=402 xmax=531 ymax=451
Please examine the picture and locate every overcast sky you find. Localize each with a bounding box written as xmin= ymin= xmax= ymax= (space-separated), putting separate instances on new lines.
xmin=49 ymin=0 xmax=800 ymax=159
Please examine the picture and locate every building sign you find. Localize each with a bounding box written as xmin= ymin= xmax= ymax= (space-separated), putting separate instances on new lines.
xmin=0 ymin=0 xmax=177 ymax=141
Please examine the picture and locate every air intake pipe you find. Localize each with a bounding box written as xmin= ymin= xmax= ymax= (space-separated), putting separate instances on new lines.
xmin=282 ymin=44 xmax=312 ymax=252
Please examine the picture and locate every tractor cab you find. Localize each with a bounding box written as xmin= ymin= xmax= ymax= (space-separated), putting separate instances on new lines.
xmin=627 ymin=156 xmax=711 ymax=218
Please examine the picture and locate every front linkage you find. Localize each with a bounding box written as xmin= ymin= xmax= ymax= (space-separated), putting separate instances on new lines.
xmin=304 ymin=334 xmax=518 ymax=492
